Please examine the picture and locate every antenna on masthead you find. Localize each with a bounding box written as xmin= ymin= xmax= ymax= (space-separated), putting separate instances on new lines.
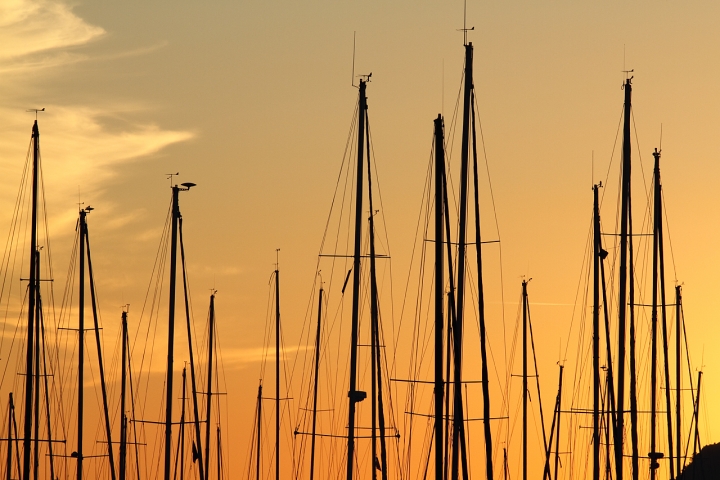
xmin=351 ymin=32 xmax=357 ymax=87
xmin=166 ymin=172 xmax=180 ymax=187
xmin=459 ymin=0 xmax=475 ymax=45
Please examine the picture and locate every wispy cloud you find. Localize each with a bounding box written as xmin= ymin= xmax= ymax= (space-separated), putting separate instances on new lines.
xmin=0 ymin=0 xmax=192 ymax=233
xmin=0 ymin=106 xmax=193 ymax=234
xmin=0 ymin=0 xmax=104 ymax=65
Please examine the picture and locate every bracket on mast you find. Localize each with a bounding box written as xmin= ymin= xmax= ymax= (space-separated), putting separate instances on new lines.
xmin=622 ymin=70 xmax=634 ymax=87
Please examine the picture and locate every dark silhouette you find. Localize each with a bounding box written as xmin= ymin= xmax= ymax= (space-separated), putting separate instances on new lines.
xmin=677 ymin=443 xmax=720 ymax=480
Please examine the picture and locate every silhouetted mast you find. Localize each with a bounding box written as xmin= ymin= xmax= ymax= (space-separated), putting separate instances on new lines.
xmin=164 ymin=181 xmax=197 ymax=480
xmin=615 ymin=76 xmax=633 ymax=480
xmin=649 ymin=149 xmax=662 ymax=478
xmin=522 ymin=281 xmax=529 ymax=480
xmin=554 ymin=367 xmax=564 ymax=480
xmin=675 ymin=285 xmax=682 ymax=476
xmin=6 ymin=394 xmax=14 ymax=480
xmin=22 ymin=121 xmax=39 ymax=480
xmin=451 ymin=42 xmax=473 ymax=480
xmin=433 ymin=114 xmax=445 ymax=480
xmin=309 ymin=288 xmax=323 ymax=480
xmin=275 ymin=267 xmax=281 ymax=480
xmin=255 ymin=383 xmax=262 ymax=480
xmin=77 ymin=209 xmax=87 ymax=480
xmin=593 ymin=184 xmax=601 ymax=480
xmin=346 ymin=78 xmax=368 ymax=480
xmin=119 ymin=311 xmax=128 ymax=480
xmin=204 ymin=293 xmax=217 ymax=480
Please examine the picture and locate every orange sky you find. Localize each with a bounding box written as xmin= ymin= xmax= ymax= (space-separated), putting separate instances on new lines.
xmin=0 ymin=0 xmax=719 ymax=479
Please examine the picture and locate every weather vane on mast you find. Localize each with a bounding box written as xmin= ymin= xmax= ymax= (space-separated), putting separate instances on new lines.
xmin=26 ymin=108 xmax=45 ymax=120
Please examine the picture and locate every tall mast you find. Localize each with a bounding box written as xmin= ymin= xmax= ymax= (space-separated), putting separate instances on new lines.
xmin=649 ymin=149 xmax=660 ymax=477
xmin=119 ymin=311 xmax=128 ymax=480
xmin=256 ymin=383 xmax=262 ymax=480
xmin=164 ymin=181 xmax=195 ymax=480
xmin=522 ymin=281 xmax=528 ymax=480
xmin=77 ymin=209 xmax=87 ymax=480
xmin=593 ymin=184 xmax=601 ymax=480
xmin=451 ymin=42 xmax=473 ymax=480
xmin=7 ymin=394 xmax=13 ymax=480
xmin=164 ymin=185 xmax=180 ymax=480
xmin=433 ymin=114 xmax=445 ymax=480
xmin=204 ymin=294 xmax=216 ymax=480
xmin=554 ymin=366 xmax=564 ymax=480
xmin=22 ymin=121 xmax=39 ymax=480
xmin=675 ymin=285 xmax=682 ymax=476
xmin=615 ymin=77 xmax=632 ymax=480
xmin=275 ymin=268 xmax=280 ymax=480
xmin=346 ymin=78 xmax=368 ymax=480
xmin=309 ymin=288 xmax=323 ymax=480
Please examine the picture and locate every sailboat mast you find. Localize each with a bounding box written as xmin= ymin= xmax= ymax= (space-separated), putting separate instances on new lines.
xmin=275 ymin=269 xmax=280 ymax=480
xmin=120 ymin=311 xmax=128 ymax=480
xmin=451 ymin=42 xmax=473 ymax=480
xmin=675 ymin=285 xmax=682 ymax=476
xmin=22 ymin=121 xmax=39 ymax=480
xmin=164 ymin=185 xmax=180 ymax=480
xmin=204 ymin=294 xmax=216 ymax=480
xmin=433 ymin=114 xmax=445 ymax=480
xmin=593 ymin=184 xmax=601 ymax=480
xmin=309 ymin=288 xmax=323 ymax=480
xmin=554 ymin=366 xmax=564 ymax=480
xmin=615 ymin=77 xmax=632 ymax=480
xmin=650 ymin=149 xmax=661 ymax=478
xmin=77 ymin=210 xmax=87 ymax=480
xmin=346 ymin=78 xmax=368 ymax=480
xmin=522 ymin=281 xmax=528 ymax=480
xmin=6 ymin=394 xmax=13 ymax=480
xmin=256 ymin=383 xmax=262 ymax=480
xmin=164 ymin=181 xmax=196 ymax=480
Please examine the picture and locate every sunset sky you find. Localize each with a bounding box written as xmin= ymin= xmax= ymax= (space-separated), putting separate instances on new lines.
xmin=0 ymin=0 xmax=719 ymax=478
